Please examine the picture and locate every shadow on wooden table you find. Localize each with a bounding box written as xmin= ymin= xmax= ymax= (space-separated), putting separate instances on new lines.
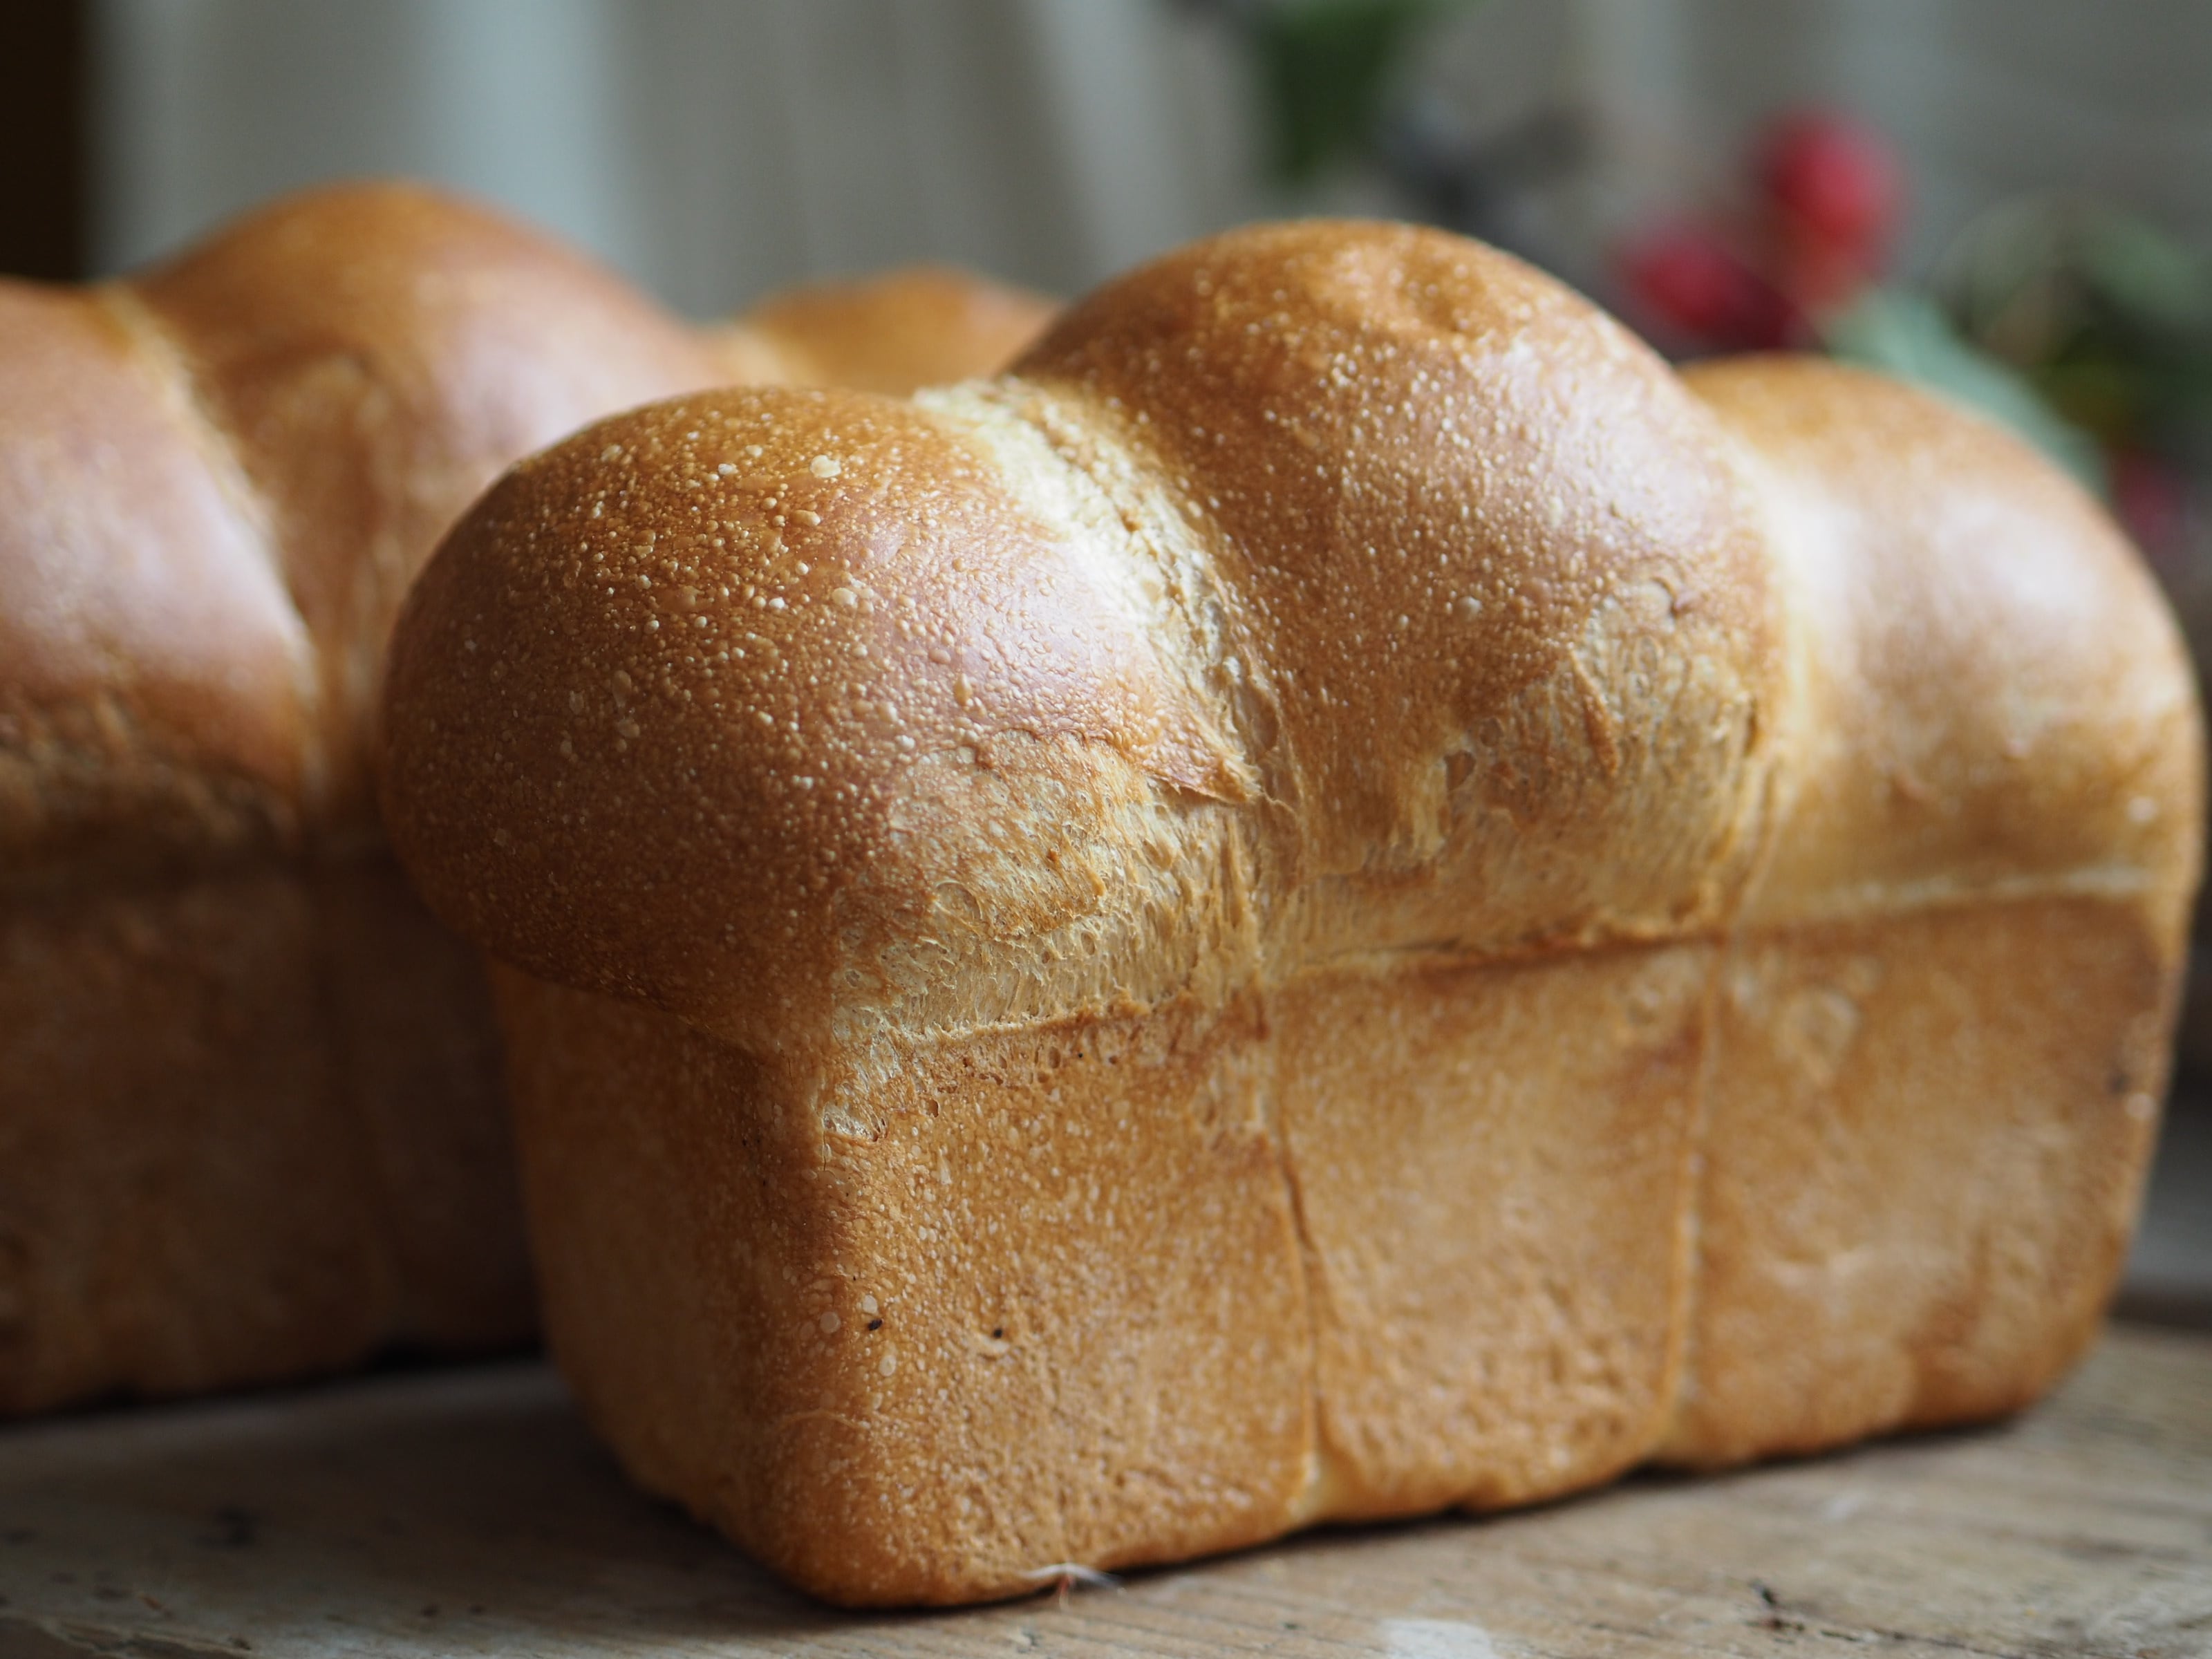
xmin=0 ymin=1327 xmax=2207 ymax=1657
xmin=0 ymin=1365 xmax=865 ymax=1653
xmin=2121 ymin=1086 xmax=2212 ymax=1329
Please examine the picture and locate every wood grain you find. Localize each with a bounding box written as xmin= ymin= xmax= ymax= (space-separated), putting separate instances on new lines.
xmin=0 ymin=1324 xmax=2204 ymax=1657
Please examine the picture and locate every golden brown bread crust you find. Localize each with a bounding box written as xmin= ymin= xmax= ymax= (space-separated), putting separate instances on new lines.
xmin=0 ymin=283 xmax=313 ymax=876
xmin=495 ymin=969 xmax=1315 ymax=1604
xmin=1013 ymin=224 xmax=1782 ymax=922
xmin=382 ymin=388 xmax=1262 ymax=1061
xmin=128 ymin=185 xmax=730 ymax=834
xmin=0 ymin=180 xmax=1045 ymax=1416
xmin=381 ymin=221 xmax=2204 ymax=1604
xmin=3 ymin=184 xmax=728 ymax=878
xmin=1686 ymin=357 xmax=2200 ymax=936
xmin=383 ymin=225 xmax=1782 ymax=1047
xmin=725 ymin=265 xmax=1056 ymax=397
xmin=3 ymin=182 xmax=1055 ymax=881
xmin=1671 ymin=898 xmax=2174 ymax=1463
xmin=1661 ymin=358 xmax=2202 ymax=1462
xmin=0 ymin=861 xmax=527 ymax=1412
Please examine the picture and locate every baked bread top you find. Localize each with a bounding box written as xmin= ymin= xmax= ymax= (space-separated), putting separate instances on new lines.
xmin=1685 ymin=356 xmax=2197 ymax=933
xmin=0 ymin=181 xmax=1050 ymax=888
xmin=378 ymin=219 xmax=2200 ymax=1068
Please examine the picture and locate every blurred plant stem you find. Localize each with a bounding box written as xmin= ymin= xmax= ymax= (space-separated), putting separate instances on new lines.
xmin=1177 ymin=0 xmax=1488 ymax=185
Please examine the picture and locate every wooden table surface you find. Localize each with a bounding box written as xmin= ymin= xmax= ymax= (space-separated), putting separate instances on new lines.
xmin=0 ymin=1321 xmax=2205 ymax=1659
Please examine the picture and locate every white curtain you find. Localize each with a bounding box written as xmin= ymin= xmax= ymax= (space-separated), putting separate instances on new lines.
xmin=91 ymin=0 xmax=1255 ymax=311
xmin=93 ymin=0 xmax=2212 ymax=315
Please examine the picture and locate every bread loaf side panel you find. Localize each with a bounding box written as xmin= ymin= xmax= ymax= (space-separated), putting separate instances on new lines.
xmin=1273 ymin=941 xmax=1712 ymax=1517
xmin=1667 ymin=896 xmax=2175 ymax=1464
xmin=310 ymin=859 xmax=532 ymax=1349
xmin=496 ymin=970 xmax=1313 ymax=1607
xmin=0 ymin=860 xmax=528 ymax=1414
xmin=0 ymin=872 xmax=389 ymax=1411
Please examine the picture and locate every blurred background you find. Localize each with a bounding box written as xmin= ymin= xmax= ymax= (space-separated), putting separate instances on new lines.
xmin=4 ymin=4 xmax=2206 ymax=320
xmin=3 ymin=0 xmax=2209 ymax=1320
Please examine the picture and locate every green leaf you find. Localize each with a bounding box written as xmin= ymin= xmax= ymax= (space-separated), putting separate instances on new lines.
xmin=2079 ymin=213 xmax=2212 ymax=340
xmin=1250 ymin=0 xmax=1485 ymax=185
xmin=1824 ymin=289 xmax=2109 ymax=495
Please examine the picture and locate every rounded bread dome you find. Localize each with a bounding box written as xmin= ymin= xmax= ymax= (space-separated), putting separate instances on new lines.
xmin=382 ymin=222 xmax=1788 ymax=1054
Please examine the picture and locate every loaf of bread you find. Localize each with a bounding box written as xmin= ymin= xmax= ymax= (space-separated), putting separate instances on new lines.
xmin=0 ymin=180 xmax=1050 ymax=1416
xmin=380 ymin=221 xmax=2202 ymax=1606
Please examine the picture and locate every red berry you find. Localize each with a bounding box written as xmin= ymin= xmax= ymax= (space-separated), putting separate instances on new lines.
xmin=1758 ymin=111 xmax=1901 ymax=263
xmin=2112 ymin=448 xmax=2189 ymax=563
xmin=1620 ymin=223 xmax=1795 ymax=351
xmin=1778 ymin=232 xmax=1876 ymax=317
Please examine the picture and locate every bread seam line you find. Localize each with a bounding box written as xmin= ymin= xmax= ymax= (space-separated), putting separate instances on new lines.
xmin=88 ymin=283 xmax=334 ymax=818
xmin=915 ymin=377 xmax=1353 ymax=1518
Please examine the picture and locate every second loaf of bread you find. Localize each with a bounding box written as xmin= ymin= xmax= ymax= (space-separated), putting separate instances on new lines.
xmin=0 ymin=179 xmax=1051 ymax=1416
xmin=381 ymin=221 xmax=2202 ymax=1605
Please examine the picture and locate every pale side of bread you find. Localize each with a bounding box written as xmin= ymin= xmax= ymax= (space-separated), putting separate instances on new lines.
xmin=1662 ymin=358 xmax=2200 ymax=1461
xmin=379 ymin=221 xmax=2203 ymax=1605
xmin=0 ymin=863 xmax=521 ymax=1403
xmin=0 ymin=180 xmax=1049 ymax=1416
xmin=718 ymin=266 xmax=1056 ymax=399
